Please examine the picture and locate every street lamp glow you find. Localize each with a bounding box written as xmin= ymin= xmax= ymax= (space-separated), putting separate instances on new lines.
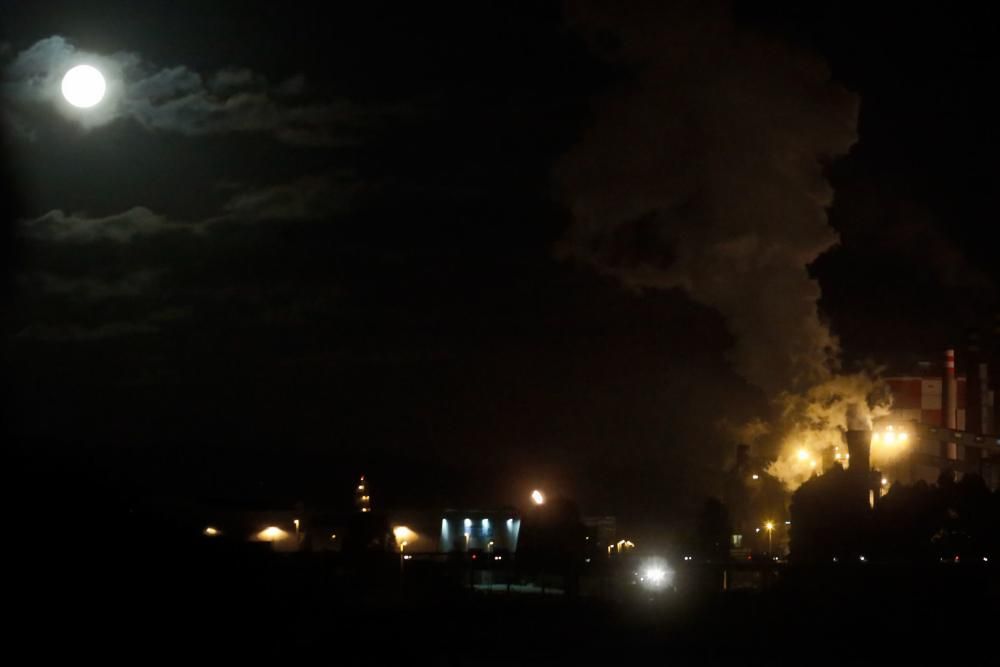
xmin=796 ymin=449 xmax=809 ymax=462
xmin=203 ymin=526 xmax=220 ymax=536
xmin=531 ymin=490 xmax=545 ymax=505
xmin=393 ymin=525 xmax=416 ymax=543
xmin=257 ymin=526 xmax=288 ymax=542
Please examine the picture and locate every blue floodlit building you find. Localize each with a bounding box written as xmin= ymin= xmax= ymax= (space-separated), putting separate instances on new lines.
xmin=440 ymin=508 xmax=521 ymax=553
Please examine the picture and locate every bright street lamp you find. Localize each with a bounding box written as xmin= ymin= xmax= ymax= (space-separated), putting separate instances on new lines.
xmin=531 ymin=489 xmax=545 ymax=505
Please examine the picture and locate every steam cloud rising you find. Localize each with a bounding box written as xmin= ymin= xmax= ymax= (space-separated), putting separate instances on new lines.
xmin=557 ymin=1 xmax=880 ymax=486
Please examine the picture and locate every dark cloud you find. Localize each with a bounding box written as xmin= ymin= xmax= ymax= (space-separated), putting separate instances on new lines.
xmin=10 ymin=170 xmax=363 ymax=347
xmin=18 ymin=269 xmax=161 ymax=299
xmin=16 ymin=319 xmax=159 ymax=341
xmin=220 ymin=174 xmax=359 ymax=221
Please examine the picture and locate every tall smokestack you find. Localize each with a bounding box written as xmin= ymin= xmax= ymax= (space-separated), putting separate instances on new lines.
xmin=944 ymin=349 xmax=958 ymax=430
xmin=845 ymin=402 xmax=871 ymax=475
xmin=977 ymin=362 xmax=990 ymax=435
xmin=844 ymin=402 xmax=877 ymax=509
xmin=966 ymin=335 xmax=982 ymax=434
xmin=845 ymin=429 xmax=871 ymax=478
xmin=993 ymin=312 xmax=1000 ymax=435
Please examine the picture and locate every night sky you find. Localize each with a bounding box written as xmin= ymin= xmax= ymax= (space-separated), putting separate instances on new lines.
xmin=3 ymin=1 xmax=997 ymax=530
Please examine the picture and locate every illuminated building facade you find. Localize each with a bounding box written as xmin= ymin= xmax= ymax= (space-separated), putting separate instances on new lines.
xmin=440 ymin=509 xmax=521 ymax=553
xmin=879 ymin=348 xmax=1000 ymax=490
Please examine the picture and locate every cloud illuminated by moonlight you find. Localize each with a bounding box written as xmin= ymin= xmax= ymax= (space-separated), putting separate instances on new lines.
xmin=2 ymin=35 xmax=358 ymax=145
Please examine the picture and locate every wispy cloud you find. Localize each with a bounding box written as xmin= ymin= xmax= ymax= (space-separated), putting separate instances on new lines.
xmin=20 ymin=206 xmax=198 ymax=243
xmin=3 ymin=35 xmax=361 ymax=145
xmin=18 ymin=270 xmax=163 ymax=299
xmin=16 ymin=319 xmax=160 ymax=341
xmin=220 ymin=174 xmax=359 ymax=222
xmin=20 ymin=172 xmax=357 ymax=245
xmin=12 ymin=173 xmax=358 ymax=342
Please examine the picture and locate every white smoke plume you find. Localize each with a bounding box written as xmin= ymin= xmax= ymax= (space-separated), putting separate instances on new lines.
xmin=556 ymin=1 xmax=877 ymax=488
xmin=765 ymin=377 xmax=892 ymax=488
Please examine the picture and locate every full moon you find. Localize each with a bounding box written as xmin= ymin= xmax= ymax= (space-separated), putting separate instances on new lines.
xmin=61 ymin=65 xmax=106 ymax=108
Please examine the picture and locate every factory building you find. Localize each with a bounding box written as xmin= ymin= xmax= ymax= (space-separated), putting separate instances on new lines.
xmin=878 ymin=347 xmax=1000 ymax=491
xmin=439 ymin=509 xmax=521 ymax=554
xmin=725 ymin=339 xmax=1000 ymax=555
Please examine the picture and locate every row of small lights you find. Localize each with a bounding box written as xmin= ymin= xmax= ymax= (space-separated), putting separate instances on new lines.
xmin=205 ymin=489 xmax=550 ymax=549
xmin=204 ymin=524 xmax=302 ymax=542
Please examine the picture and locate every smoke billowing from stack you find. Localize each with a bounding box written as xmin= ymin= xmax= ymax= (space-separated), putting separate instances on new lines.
xmin=557 ymin=1 xmax=875 ymax=488
xmin=557 ymin=1 xmax=856 ymax=398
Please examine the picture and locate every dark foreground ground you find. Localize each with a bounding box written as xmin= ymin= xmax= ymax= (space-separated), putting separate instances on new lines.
xmin=8 ymin=455 xmax=997 ymax=665
xmin=11 ymin=537 xmax=998 ymax=665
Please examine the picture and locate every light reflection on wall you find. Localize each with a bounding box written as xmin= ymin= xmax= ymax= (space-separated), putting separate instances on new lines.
xmin=440 ymin=515 xmax=520 ymax=552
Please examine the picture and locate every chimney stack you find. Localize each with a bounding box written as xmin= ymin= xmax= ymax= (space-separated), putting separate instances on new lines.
xmin=845 ymin=429 xmax=871 ymax=477
xmin=943 ymin=349 xmax=958 ymax=430
xmin=966 ymin=334 xmax=982 ymax=434
xmin=977 ymin=362 xmax=991 ymax=435
xmin=993 ymin=312 xmax=1000 ymax=434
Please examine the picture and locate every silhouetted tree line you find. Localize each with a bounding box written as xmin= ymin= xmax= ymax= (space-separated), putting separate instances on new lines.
xmin=790 ymin=464 xmax=1000 ymax=563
